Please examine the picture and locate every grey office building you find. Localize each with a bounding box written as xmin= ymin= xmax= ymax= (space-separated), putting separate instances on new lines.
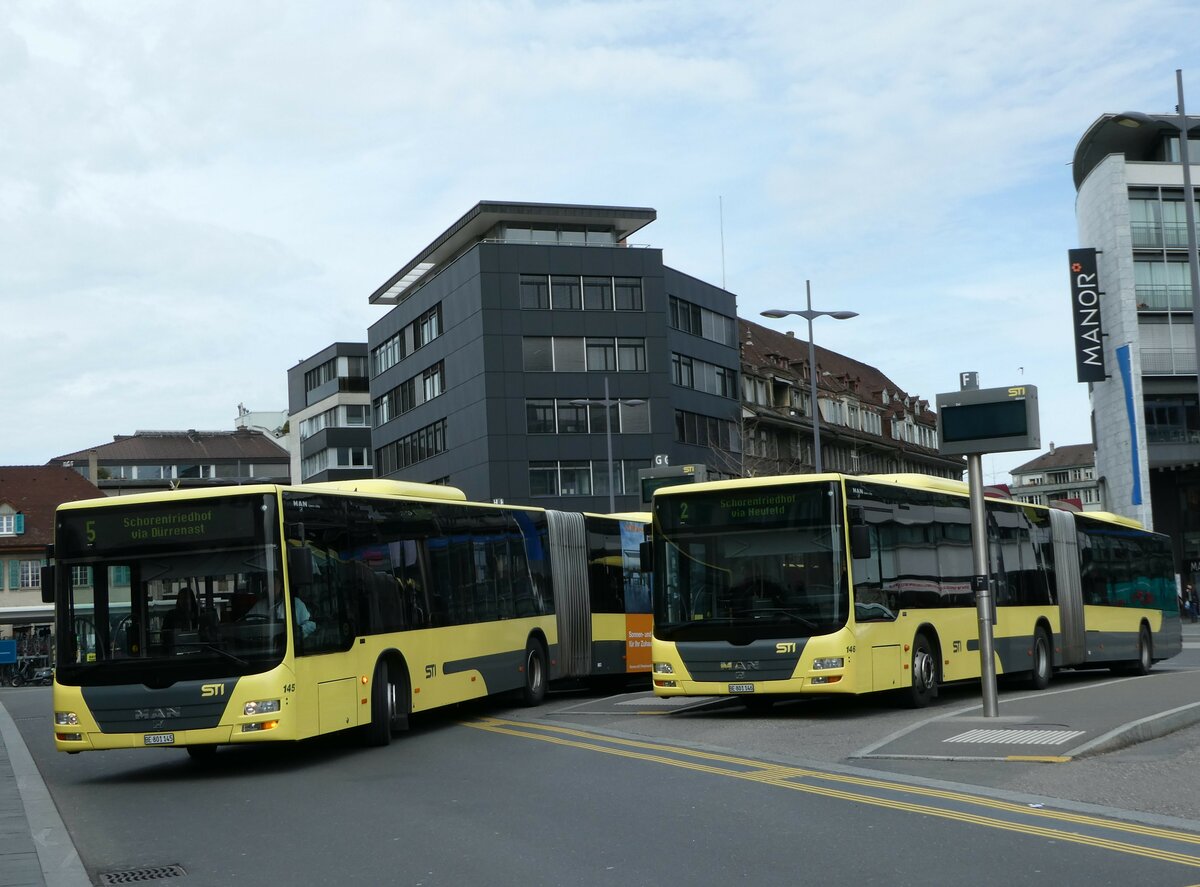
xmin=366 ymin=201 xmax=741 ymax=512
xmin=287 ymin=342 xmax=373 ymax=483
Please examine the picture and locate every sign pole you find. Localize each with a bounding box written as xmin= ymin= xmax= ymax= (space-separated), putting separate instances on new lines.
xmin=968 ymin=453 xmax=1000 ymax=717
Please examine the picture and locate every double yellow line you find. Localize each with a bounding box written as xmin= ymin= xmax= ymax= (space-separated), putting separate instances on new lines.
xmin=465 ymin=717 xmax=1200 ymax=870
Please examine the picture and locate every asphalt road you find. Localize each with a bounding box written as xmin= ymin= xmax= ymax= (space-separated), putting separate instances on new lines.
xmin=7 ymin=650 xmax=1200 ymax=886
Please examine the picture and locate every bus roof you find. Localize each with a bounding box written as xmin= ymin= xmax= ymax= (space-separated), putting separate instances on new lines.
xmin=300 ymin=479 xmax=467 ymax=500
xmin=650 ymin=472 xmax=1151 ymax=532
xmin=54 ymin=479 xmax=469 ymax=513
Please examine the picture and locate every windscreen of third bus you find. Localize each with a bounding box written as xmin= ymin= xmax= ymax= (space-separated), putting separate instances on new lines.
xmin=653 ymin=482 xmax=848 ymax=642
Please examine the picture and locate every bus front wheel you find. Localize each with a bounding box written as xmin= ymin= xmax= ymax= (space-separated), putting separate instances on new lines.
xmin=366 ymin=659 xmax=408 ymax=746
xmin=520 ymin=639 xmax=547 ymax=706
xmin=902 ymin=632 xmax=938 ymax=708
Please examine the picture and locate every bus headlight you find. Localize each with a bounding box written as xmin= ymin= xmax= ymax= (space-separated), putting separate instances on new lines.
xmin=244 ymin=699 xmax=281 ymax=716
xmin=55 ymin=711 xmax=79 ymax=726
xmin=652 ymin=662 xmax=675 ymax=675
xmin=811 ymin=657 xmax=844 ymax=670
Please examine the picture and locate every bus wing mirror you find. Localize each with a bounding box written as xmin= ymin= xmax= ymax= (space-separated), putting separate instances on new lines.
xmin=639 ymin=539 xmax=654 ymax=573
xmin=41 ymin=565 xmax=55 ymax=604
xmin=849 ymin=525 xmax=871 ymax=561
xmin=288 ymin=547 xmax=313 ymax=586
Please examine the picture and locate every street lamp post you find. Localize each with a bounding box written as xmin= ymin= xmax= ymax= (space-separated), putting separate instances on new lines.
xmin=761 ymin=280 xmax=858 ymax=473
xmin=572 ymin=378 xmax=645 ymax=513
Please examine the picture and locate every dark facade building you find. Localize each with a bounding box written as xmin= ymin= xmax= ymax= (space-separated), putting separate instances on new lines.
xmin=366 ymin=201 xmax=742 ymax=512
xmin=287 ymin=343 xmax=373 ymax=483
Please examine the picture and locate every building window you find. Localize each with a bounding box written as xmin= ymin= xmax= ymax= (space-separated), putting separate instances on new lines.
xmin=529 ymin=462 xmax=559 ymax=496
xmin=674 ymin=409 xmax=740 ymax=452
xmin=583 ymin=276 xmax=613 ymax=311
xmin=587 ymin=338 xmax=617 ymax=372
xmin=71 ymin=566 xmax=92 ymax=587
xmin=0 ymin=514 xmax=13 ymax=536
xmin=304 ymin=358 xmax=336 ymax=392
xmin=375 ymin=419 xmax=448 ymax=476
xmin=669 ymin=296 xmax=736 ymax=346
xmin=617 ymin=338 xmax=646 ymax=372
xmin=416 ymin=305 xmax=442 ymax=348
xmin=614 ymin=277 xmax=644 ymax=311
xmin=522 ymin=337 xmax=554 ymax=371
xmin=554 ymin=338 xmax=586 ymax=372
xmin=520 ymin=274 xmax=550 ymax=309
xmin=559 ymin=461 xmax=593 ymax=495
xmin=551 ymin=275 xmax=582 ymax=310
xmin=526 ymin=399 xmax=556 ymax=434
xmin=373 ymin=332 xmax=405 ymax=375
xmin=556 ymin=402 xmax=589 ymax=434
xmin=19 ymin=560 xmax=41 ymax=589
xmin=336 ymin=447 xmax=371 ymax=467
xmin=620 ymin=401 xmax=651 ymax=433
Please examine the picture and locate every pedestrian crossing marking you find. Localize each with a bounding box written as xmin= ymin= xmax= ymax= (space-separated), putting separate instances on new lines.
xmin=944 ymin=728 xmax=1085 ymax=746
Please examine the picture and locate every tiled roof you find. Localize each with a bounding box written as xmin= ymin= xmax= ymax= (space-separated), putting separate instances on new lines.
xmin=51 ymin=429 xmax=289 ymax=463
xmin=0 ymin=466 xmax=103 ymax=549
xmin=1011 ymin=443 xmax=1095 ymax=474
xmin=739 ymin=318 xmax=936 ymax=423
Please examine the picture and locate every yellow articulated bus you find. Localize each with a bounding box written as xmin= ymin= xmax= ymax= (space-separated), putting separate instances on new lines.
xmin=649 ymin=473 xmax=1181 ymax=707
xmin=45 ymin=480 xmax=649 ymax=758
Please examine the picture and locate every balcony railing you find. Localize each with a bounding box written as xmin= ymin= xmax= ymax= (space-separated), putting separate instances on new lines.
xmin=1131 ymin=221 xmax=1197 ymax=250
xmin=1141 ymin=348 xmax=1198 ymax=375
xmin=1136 ymin=284 xmax=1193 ymax=311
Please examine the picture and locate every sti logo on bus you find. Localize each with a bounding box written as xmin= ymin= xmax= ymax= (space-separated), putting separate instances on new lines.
xmin=201 ymin=684 xmax=225 ymax=697
xmin=776 ymin=642 xmax=796 ymax=654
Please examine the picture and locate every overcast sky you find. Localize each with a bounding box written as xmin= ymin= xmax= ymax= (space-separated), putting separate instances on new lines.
xmin=4 ymin=1 xmax=1198 ymax=483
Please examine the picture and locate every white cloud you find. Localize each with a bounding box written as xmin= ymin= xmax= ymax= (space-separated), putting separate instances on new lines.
xmin=3 ymin=0 xmax=1199 ymax=478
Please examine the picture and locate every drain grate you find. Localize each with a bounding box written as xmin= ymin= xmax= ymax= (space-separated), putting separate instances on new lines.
xmin=944 ymin=728 xmax=1085 ymax=746
xmin=99 ymin=864 xmax=187 ymax=884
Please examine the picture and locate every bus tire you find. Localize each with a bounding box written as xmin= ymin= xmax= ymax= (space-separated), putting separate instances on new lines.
xmin=902 ymin=632 xmax=938 ymax=708
xmin=1113 ymin=624 xmax=1152 ymax=681
xmin=744 ymin=696 xmax=775 ymax=713
xmin=186 ymin=745 xmax=217 ymax=763
xmin=1027 ymin=626 xmax=1052 ymax=691
xmin=520 ymin=639 xmax=547 ymax=707
xmin=365 ymin=659 xmax=398 ymax=747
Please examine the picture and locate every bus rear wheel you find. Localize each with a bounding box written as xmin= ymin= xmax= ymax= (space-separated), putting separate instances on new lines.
xmin=520 ymin=639 xmax=547 ymax=707
xmin=902 ymin=632 xmax=938 ymax=708
xmin=1027 ymin=627 xmax=1052 ymax=691
xmin=1115 ymin=625 xmax=1153 ymax=676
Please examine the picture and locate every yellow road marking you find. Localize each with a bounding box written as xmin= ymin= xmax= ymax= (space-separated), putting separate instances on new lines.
xmin=464 ymin=717 xmax=1200 ymax=867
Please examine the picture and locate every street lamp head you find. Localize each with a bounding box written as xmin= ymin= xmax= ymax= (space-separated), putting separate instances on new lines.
xmin=761 ymin=308 xmax=858 ymax=321
xmin=1112 ymin=111 xmax=1156 ymax=129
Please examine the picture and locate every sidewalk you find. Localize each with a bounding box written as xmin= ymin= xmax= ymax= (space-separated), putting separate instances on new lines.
xmin=853 ymin=621 xmax=1200 ymax=761
xmin=0 ymin=698 xmax=88 ymax=887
